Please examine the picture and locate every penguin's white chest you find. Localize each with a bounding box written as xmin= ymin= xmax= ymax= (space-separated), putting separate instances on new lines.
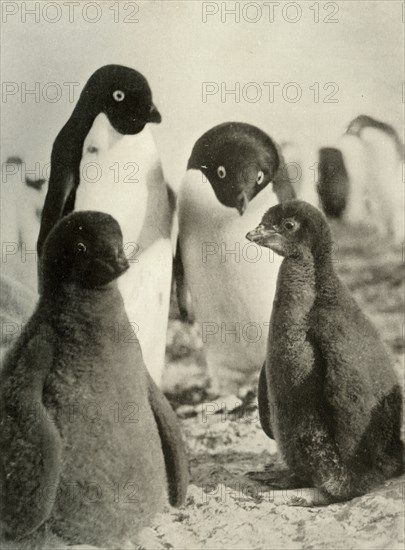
xmin=77 ymin=113 xmax=155 ymax=243
xmin=178 ymin=170 xmax=282 ymax=393
xmin=1 ymin=161 xmax=47 ymax=290
xmin=75 ymin=114 xmax=173 ymax=385
xmin=340 ymin=130 xmax=403 ymax=244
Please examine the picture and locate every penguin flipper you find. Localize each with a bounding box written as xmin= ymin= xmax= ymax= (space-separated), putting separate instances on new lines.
xmin=257 ymin=363 xmax=274 ymax=440
xmin=0 ymin=326 xmax=62 ymax=540
xmin=37 ymin=169 xmax=76 ymax=258
xmin=146 ymin=371 xmax=189 ymax=506
xmin=173 ymin=240 xmax=194 ymax=323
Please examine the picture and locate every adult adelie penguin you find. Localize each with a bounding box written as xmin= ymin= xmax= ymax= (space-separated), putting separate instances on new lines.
xmin=176 ymin=122 xmax=295 ymax=395
xmin=37 ymin=65 xmax=173 ymax=385
xmin=340 ymin=114 xmax=404 ymax=244
xmin=246 ymin=200 xmax=403 ymax=505
xmin=1 ymin=211 xmax=188 ymax=546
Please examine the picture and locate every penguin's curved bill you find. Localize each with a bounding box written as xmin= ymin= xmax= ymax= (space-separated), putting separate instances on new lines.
xmin=148 ymin=103 xmax=161 ymax=124
xmin=114 ymin=256 xmax=130 ymax=276
xmin=93 ymin=255 xmax=130 ymax=280
xmin=246 ymin=224 xmax=285 ymax=252
xmin=236 ymin=191 xmax=249 ymax=216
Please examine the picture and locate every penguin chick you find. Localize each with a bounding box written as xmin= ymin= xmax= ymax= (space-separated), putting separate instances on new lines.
xmin=0 ymin=211 xmax=188 ymax=546
xmin=317 ymin=147 xmax=349 ymax=218
xmin=246 ymin=200 xmax=403 ymax=504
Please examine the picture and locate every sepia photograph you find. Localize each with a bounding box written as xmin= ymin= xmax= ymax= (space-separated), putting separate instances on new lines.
xmin=0 ymin=1 xmax=404 ymax=548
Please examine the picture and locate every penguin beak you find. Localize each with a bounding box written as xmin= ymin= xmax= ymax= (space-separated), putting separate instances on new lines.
xmin=112 ymin=247 xmax=130 ymax=276
xmin=92 ymin=250 xmax=130 ymax=283
xmin=148 ymin=103 xmax=161 ymax=124
xmin=114 ymin=254 xmax=130 ymax=276
xmin=246 ymin=224 xmax=268 ymax=243
xmin=246 ymin=224 xmax=281 ymax=249
xmin=236 ymin=191 xmax=249 ymax=216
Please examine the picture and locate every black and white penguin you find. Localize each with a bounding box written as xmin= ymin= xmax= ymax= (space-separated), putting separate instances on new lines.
xmin=246 ymin=200 xmax=403 ymax=505
xmin=1 ymin=156 xmax=47 ymax=291
xmin=0 ymin=274 xmax=38 ymax=363
xmin=0 ymin=211 xmax=188 ymax=546
xmin=317 ymin=147 xmax=349 ymax=218
xmin=176 ymin=122 xmax=295 ymax=395
xmin=340 ymin=114 xmax=403 ymax=244
xmin=37 ymin=65 xmax=173 ymax=385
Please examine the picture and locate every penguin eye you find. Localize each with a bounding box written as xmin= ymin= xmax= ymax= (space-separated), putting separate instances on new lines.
xmin=217 ymin=166 xmax=226 ymax=179
xmin=283 ymin=220 xmax=296 ymax=231
xmin=76 ymin=242 xmax=87 ymax=253
xmin=113 ymin=90 xmax=125 ymax=102
xmin=257 ymin=171 xmax=265 ymax=185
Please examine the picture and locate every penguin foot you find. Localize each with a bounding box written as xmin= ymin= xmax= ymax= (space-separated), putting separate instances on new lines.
xmin=245 ymin=468 xmax=304 ymax=490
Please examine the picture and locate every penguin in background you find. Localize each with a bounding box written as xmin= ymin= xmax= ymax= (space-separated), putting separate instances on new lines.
xmin=246 ymin=200 xmax=403 ymax=505
xmin=317 ymin=147 xmax=349 ymax=218
xmin=37 ymin=65 xmax=173 ymax=386
xmin=1 ymin=157 xmax=47 ymax=291
xmin=0 ymin=274 xmax=38 ymax=363
xmin=340 ymin=114 xmax=404 ymax=244
xmin=0 ymin=211 xmax=188 ymax=546
xmin=176 ymin=122 xmax=295 ymax=395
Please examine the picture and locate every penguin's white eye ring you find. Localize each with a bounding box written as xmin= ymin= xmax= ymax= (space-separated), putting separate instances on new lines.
xmin=257 ymin=171 xmax=265 ymax=185
xmin=76 ymin=242 xmax=87 ymax=253
xmin=217 ymin=166 xmax=226 ymax=179
xmin=283 ymin=220 xmax=296 ymax=231
xmin=113 ymin=90 xmax=125 ymax=102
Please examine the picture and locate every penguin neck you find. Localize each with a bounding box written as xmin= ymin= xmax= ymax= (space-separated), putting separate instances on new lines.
xmin=312 ymin=253 xmax=340 ymax=302
xmin=58 ymin=100 xmax=101 ymax=158
xmin=275 ymin=254 xmax=316 ymax=317
xmin=47 ymin=282 xmax=125 ymax=324
xmin=275 ymin=252 xmax=339 ymax=317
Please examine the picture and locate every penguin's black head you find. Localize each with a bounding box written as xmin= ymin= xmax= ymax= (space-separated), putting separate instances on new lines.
xmin=246 ymin=200 xmax=332 ymax=260
xmin=187 ymin=122 xmax=280 ymax=215
xmin=81 ymin=65 xmax=161 ymax=135
xmin=345 ymin=115 xmax=377 ymax=136
xmin=41 ymin=211 xmax=129 ymax=290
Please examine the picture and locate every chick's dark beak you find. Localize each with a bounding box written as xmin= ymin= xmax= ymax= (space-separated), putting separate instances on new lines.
xmin=114 ymin=248 xmax=130 ymax=275
xmin=246 ymin=224 xmax=282 ymax=249
xmin=236 ymin=191 xmax=249 ymax=216
xmin=246 ymin=224 xmax=268 ymax=243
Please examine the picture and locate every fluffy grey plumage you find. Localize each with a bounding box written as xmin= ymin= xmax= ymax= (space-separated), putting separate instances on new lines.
xmin=247 ymin=200 xmax=403 ymax=503
xmin=0 ymin=211 xmax=188 ymax=546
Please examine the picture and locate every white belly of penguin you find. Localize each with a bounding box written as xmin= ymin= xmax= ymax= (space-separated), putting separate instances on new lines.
xmin=75 ymin=114 xmax=173 ymax=385
xmin=178 ymin=170 xmax=282 ymax=394
xmin=360 ymin=128 xmax=403 ymax=244
xmin=340 ymin=129 xmax=403 ymax=244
